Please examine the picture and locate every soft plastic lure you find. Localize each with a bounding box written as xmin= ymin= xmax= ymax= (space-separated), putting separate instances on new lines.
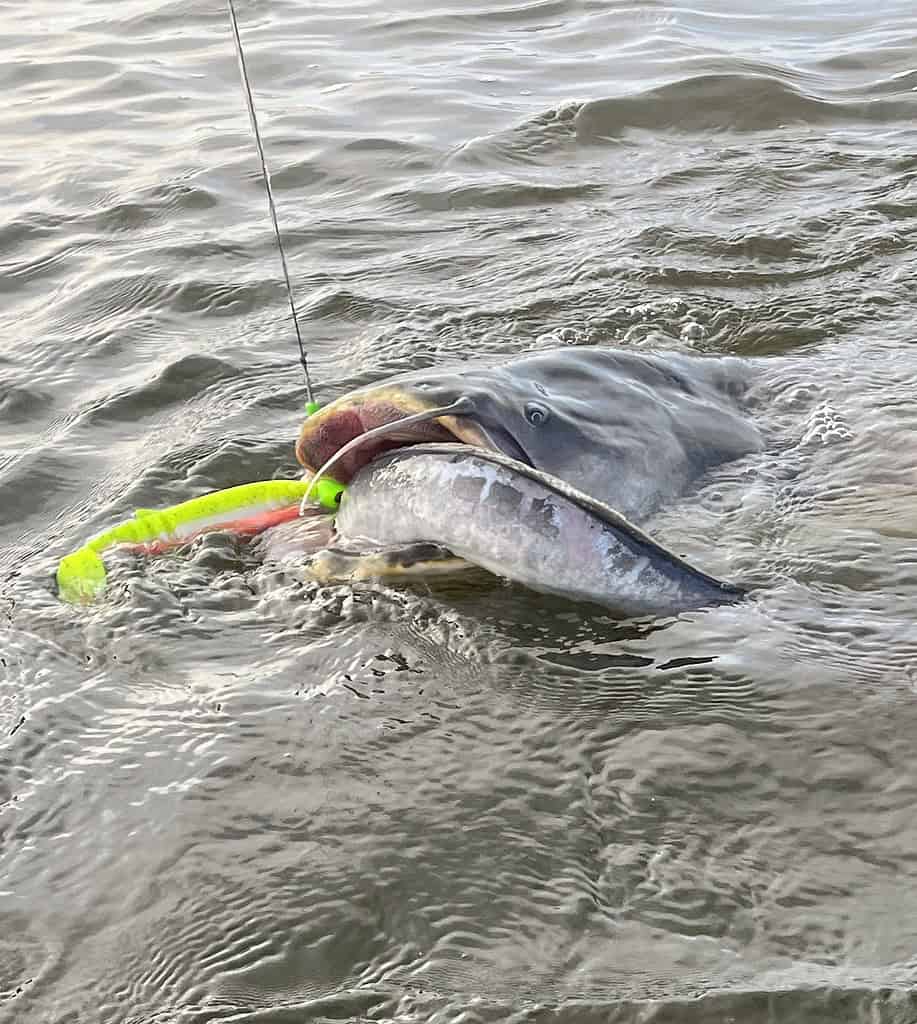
xmin=57 ymin=476 xmax=344 ymax=604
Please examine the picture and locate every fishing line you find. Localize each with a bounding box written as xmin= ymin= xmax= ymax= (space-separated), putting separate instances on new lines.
xmin=227 ymin=3 xmax=477 ymax=521
xmin=299 ymin=398 xmax=475 ymax=514
xmin=226 ymin=0 xmax=317 ymax=412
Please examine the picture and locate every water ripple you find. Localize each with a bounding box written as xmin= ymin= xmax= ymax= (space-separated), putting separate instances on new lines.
xmin=4 ymin=0 xmax=917 ymax=1021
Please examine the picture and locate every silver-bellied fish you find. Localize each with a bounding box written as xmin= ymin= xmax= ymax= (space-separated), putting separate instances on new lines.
xmin=265 ymin=443 xmax=745 ymax=616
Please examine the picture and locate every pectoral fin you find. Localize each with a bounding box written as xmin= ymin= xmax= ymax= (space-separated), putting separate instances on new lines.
xmin=307 ymin=543 xmax=471 ymax=582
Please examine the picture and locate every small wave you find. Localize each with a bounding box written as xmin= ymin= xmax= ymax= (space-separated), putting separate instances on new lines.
xmin=384 ymin=178 xmax=604 ymax=214
xmin=0 ymin=381 xmax=52 ymax=425
xmin=454 ymin=68 xmax=916 ymax=169
xmin=89 ymin=179 xmax=219 ymax=234
xmin=0 ymin=211 xmax=64 ymax=254
xmin=575 ymin=73 xmax=917 ymax=141
xmin=76 ymin=354 xmax=238 ymax=428
xmin=453 ymin=104 xmax=582 ymax=166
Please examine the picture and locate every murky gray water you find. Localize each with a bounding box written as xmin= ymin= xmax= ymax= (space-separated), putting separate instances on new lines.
xmin=2 ymin=1 xmax=917 ymax=1021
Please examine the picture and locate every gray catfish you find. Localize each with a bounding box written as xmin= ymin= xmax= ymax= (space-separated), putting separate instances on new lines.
xmin=265 ymin=444 xmax=745 ymax=616
xmin=296 ymin=346 xmax=761 ymax=524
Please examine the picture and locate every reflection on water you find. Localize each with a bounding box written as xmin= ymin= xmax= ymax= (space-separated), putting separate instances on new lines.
xmin=2 ymin=0 xmax=917 ymax=1021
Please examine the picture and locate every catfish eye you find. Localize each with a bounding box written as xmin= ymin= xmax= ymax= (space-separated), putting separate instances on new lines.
xmin=524 ymin=401 xmax=549 ymax=427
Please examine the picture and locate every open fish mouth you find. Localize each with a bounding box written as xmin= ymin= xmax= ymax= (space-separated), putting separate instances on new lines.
xmin=294 ymin=386 xmax=502 ymax=484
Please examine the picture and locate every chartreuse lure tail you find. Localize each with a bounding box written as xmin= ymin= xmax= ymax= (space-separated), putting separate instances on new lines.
xmin=57 ymin=475 xmax=344 ymax=604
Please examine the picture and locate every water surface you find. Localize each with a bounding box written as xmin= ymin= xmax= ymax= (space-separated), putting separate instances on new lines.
xmin=2 ymin=1 xmax=917 ymax=1021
